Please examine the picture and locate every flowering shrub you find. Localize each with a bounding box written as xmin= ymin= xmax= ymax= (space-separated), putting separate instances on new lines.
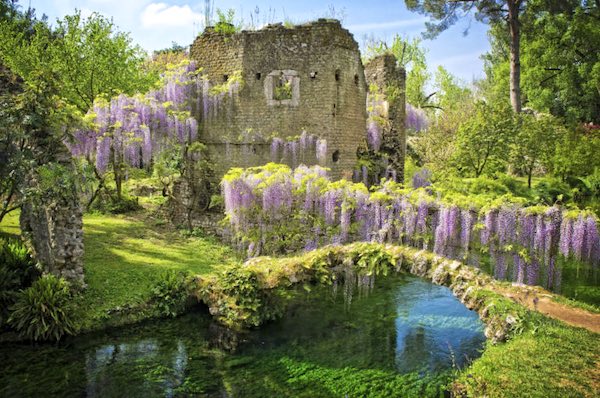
xmin=411 ymin=168 xmax=432 ymax=189
xmin=406 ymin=103 xmax=428 ymax=132
xmin=222 ymin=164 xmax=600 ymax=290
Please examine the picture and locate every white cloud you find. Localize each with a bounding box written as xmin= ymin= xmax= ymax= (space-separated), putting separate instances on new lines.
xmin=141 ymin=3 xmax=203 ymax=28
xmin=347 ymin=17 xmax=428 ymax=33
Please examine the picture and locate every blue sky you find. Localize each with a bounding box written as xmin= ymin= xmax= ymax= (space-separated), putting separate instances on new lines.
xmin=30 ymin=0 xmax=490 ymax=82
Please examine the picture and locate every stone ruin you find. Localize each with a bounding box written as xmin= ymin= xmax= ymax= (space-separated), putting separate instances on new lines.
xmin=172 ymin=19 xmax=406 ymax=227
xmin=364 ymin=53 xmax=407 ymax=182
xmin=2 ymin=20 xmax=406 ymax=285
xmin=0 ymin=62 xmax=84 ymax=286
xmin=189 ymin=19 xmax=406 ymax=181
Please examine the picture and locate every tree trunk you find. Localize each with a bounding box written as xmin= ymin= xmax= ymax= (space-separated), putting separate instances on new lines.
xmin=508 ymin=0 xmax=522 ymax=113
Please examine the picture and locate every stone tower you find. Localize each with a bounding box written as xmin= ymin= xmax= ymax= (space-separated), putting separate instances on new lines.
xmin=364 ymin=54 xmax=407 ymax=183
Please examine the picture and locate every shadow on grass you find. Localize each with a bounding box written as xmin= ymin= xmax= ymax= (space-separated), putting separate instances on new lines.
xmin=78 ymin=213 xmax=238 ymax=327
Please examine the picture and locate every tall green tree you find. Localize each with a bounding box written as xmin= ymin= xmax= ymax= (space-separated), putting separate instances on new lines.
xmin=484 ymin=0 xmax=600 ymax=122
xmin=510 ymin=114 xmax=560 ymax=187
xmin=0 ymin=8 xmax=156 ymax=113
xmin=453 ymin=101 xmax=515 ymax=177
xmin=433 ymin=65 xmax=472 ymax=111
xmin=405 ymin=0 xmax=526 ymax=113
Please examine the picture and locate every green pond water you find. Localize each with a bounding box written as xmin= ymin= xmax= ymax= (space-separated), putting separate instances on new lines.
xmin=0 ymin=275 xmax=486 ymax=398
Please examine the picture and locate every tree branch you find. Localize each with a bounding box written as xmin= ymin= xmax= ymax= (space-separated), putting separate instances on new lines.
xmin=421 ymin=105 xmax=444 ymax=110
xmin=540 ymin=72 xmax=561 ymax=85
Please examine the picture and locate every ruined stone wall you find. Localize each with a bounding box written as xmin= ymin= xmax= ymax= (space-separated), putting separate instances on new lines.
xmin=20 ymin=187 xmax=85 ymax=285
xmin=190 ymin=19 xmax=368 ymax=179
xmin=0 ymin=63 xmax=84 ymax=285
xmin=19 ymin=141 xmax=85 ymax=286
xmin=364 ymin=54 xmax=406 ymax=182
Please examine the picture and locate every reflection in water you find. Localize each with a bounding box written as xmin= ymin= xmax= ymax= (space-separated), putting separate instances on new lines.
xmin=392 ymin=280 xmax=485 ymax=373
xmin=1 ymin=275 xmax=486 ymax=398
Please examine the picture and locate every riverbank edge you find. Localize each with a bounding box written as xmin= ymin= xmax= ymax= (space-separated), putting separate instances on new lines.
xmin=196 ymin=242 xmax=599 ymax=396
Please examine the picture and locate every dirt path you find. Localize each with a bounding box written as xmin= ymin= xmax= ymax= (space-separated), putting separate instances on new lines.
xmin=497 ymin=286 xmax=600 ymax=334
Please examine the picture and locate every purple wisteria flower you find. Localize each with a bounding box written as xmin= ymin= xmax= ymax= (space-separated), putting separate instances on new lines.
xmin=571 ymin=215 xmax=587 ymax=261
xmin=460 ymin=209 xmax=474 ymax=255
xmin=584 ymin=216 xmax=599 ymax=267
xmin=366 ymin=121 xmax=382 ymax=152
xmin=559 ymin=217 xmax=573 ymax=258
xmin=221 ymin=164 xmax=597 ymax=290
xmin=411 ymin=168 xmax=432 ymax=189
xmin=405 ymin=103 xmax=428 ymax=132
xmin=480 ymin=210 xmax=497 ymax=246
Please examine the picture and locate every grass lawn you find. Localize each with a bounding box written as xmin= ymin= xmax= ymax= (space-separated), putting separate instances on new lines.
xmin=0 ymin=211 xmax=20 ymax=237
xmin=1 ymin=210 xmax=240 ymax=331
xmin=457 ymin=314 xmax=600 ymax=398
xmin=78 ymin=212 xmax=239 ymax=329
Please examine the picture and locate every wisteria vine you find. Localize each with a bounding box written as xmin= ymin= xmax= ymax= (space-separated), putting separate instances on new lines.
xmin=270 ymin=131 xmax=328 ymax=168
xmin=222 ymin=164 xmax=600 ymax=291
xmin=68 ymin=61 xmax=239 ymax=173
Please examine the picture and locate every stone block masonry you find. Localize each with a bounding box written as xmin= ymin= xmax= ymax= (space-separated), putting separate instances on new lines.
xmin=190 ymin=19 xmax=369 ymax=180
xmin=364 ymin=54 xmax=407 ymax=183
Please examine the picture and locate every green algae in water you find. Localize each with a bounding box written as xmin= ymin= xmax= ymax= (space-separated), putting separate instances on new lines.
xmin=0 ymin=275 xmax=486 ymax=397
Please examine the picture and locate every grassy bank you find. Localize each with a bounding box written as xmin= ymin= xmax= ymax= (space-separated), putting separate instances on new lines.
xmin=455 ymin=314 xmax=599 ymax=397
xmin=0 ymin=210 xmax=239 ymax=332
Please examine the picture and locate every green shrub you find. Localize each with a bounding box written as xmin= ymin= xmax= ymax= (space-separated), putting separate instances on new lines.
xmin=533 ymin=177 xmax=572 ymax=205
xmin=90 ymin=193 xmax=142 ymax=214
xmin=0 ymin=266 xmax=20 ymax=327
xmin=0 ymin=237 xmax=39 ymax=328
xmin=209 ymin=266 xmax=289 ymax=328
xmin=213 ymin=8 xmax=238 ymax=35
xmin=150 ymin=270 xmax=192 ymax=318
xmin=495 ymin=173 xmax=532 ymax=198
xmin=0 ymin=237 xmax=39 ymax=287
xmin=8 ymin=274 xmax=76 ymax=341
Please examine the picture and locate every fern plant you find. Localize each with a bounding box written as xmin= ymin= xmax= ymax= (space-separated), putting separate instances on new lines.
xmin=151 ymin=270 xmax=192 ymax=318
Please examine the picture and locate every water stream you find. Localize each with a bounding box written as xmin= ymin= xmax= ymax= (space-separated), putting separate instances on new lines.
xmin=0 ymin=275 xmax=486 ymax=397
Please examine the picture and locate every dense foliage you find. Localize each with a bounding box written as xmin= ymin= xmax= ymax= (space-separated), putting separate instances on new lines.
xmin=0 ymin=236 xmax=38 ymax=327
xmin=8 ymin=274 xmax=75 ymax=341
xmin=0 ymin=7 xmax=156 ymax=113
xmin=483 ymin=1 xmax=600 ymax=123
xmin=150 ymin=270 xmax=193 ymax=318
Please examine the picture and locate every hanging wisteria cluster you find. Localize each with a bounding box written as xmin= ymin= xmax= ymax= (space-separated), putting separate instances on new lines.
xmin=222 ymin=164 xmax=600 ymax=291
xmin=411 ymin=168 xmax=432 ymax=189
xmin=68 ymin=61 xmax=239 ymax=173
xmin=405 ymin=103 xmax=428 ymax=132
xmin=270 ymin=131 xmax=328 ymax=167
xmin=366 ymin=121 xmax=382 ymax=152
